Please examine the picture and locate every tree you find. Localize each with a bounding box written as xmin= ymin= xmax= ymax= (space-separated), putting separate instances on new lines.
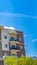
xmin=4 ymin=56 xmax=37 ymax=65
xmin=4 ymin=56 xmax=18 ymax=65
xmin=17 ymin=56 xmax=26 ymax=65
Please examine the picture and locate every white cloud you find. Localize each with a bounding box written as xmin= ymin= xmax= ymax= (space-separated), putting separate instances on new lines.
xmin=4 ymin=26 xmax=15 ymax=30
xmin=0 ymin=12 xmax=37 ymax=18
xmin=32 ymin=39 xmax=37 ymax=42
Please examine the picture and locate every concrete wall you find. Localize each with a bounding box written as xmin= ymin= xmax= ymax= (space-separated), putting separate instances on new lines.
xmin=0 ymin=60 xmax=4 ymax=65
xmin=1 ymin=29 xmax=9 ymax=51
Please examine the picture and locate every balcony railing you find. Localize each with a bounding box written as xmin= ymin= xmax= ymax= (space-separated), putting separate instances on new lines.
xmin=9 ymin=37 xmax=20 ymax=42
xmin=9 ymin=37 xmax=21 ymax=42
xmin=10 ymin=46 xmax=20 ymax=50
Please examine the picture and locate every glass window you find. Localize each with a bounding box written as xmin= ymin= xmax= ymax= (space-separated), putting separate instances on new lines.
xmin=10 ymin=37 xmax=16 ymax=41
xmin=4 ymin=52 xmax=7 ymax=56
xmin=4 ymin=35 xmax=7 ymax=39
xmin=10 ymin=45 xmax=16 ymax=49
xmin=18 ymin=37 xmax=21 ymax=41
xmin=20 ymin=46 xmax=22 ymax=49
xmin=4 ymin=44 xmax=8 ymax=48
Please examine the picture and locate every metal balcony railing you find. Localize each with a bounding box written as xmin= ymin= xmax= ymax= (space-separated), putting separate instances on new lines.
xmin=10 ymin=38 xmax=19 ymax=42
xmin=10 ymin=47 xmax=20 ymax=50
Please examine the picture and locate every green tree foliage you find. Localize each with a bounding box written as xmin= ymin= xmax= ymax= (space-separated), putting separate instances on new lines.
xmin=4 ymin=56 xmax=37 ymax=65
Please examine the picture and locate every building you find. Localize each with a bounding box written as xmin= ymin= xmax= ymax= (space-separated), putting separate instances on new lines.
xmin=32 ymin=56 xmax=37 ymax=59
xmin=0 ymin=25 xmax=25 ymax=58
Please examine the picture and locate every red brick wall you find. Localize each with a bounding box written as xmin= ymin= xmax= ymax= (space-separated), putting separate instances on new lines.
xmin=16 ymin=31 xmax=24 ymax=43
xmin=16 ymin=44 xmax=25 ymax=56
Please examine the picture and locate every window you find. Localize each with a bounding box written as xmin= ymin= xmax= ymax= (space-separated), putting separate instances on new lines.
xmin=4 ymin=52 xmax=7 ymax=56
xmin=10 ymin=37 xmax=16 ymax=41
xmin=20 ymin=46 xmax=22 ymax=49
xmin=18 ymin=37 xmax=21 ymax=41
xmin=4 ymin=44 xmax=8 ymax=48
xmin=4 ymin=35 xmax=7 ymax=39
xmin=10 ymin=45 xmax=16 ymax=49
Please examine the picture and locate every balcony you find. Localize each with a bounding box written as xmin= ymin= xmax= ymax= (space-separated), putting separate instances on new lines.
xmin=10 ymin=45 xmax=20 ymax=52
xmin=10 ymin=45 xmax=20 ymax=50
xmin=9 ymin=37 xmax=23 ymax=44
xmin=9 ymin=30 xmax=17 ymax=34
xmin=9 ymin=37 xmax=19 ymax=43
xmin=10 ymin=37 xmax=19 ymax=41
xmin=11 ymin=50 xmax=20 ymax=52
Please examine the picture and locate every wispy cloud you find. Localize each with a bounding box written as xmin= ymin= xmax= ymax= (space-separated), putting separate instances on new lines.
xmin=32 ymin=39 xmax=37 ymax=42
xmin=0 ymin=12 xmax=37 ymax=19
xmin=4 ymin=26 xmax=15 ymax=30
xmin=24 ymin=35 xmax=27 ymax=37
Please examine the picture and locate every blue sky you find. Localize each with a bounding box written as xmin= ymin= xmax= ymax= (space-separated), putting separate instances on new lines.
xmin=0 ymin=0 xmax=37 ymax=56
